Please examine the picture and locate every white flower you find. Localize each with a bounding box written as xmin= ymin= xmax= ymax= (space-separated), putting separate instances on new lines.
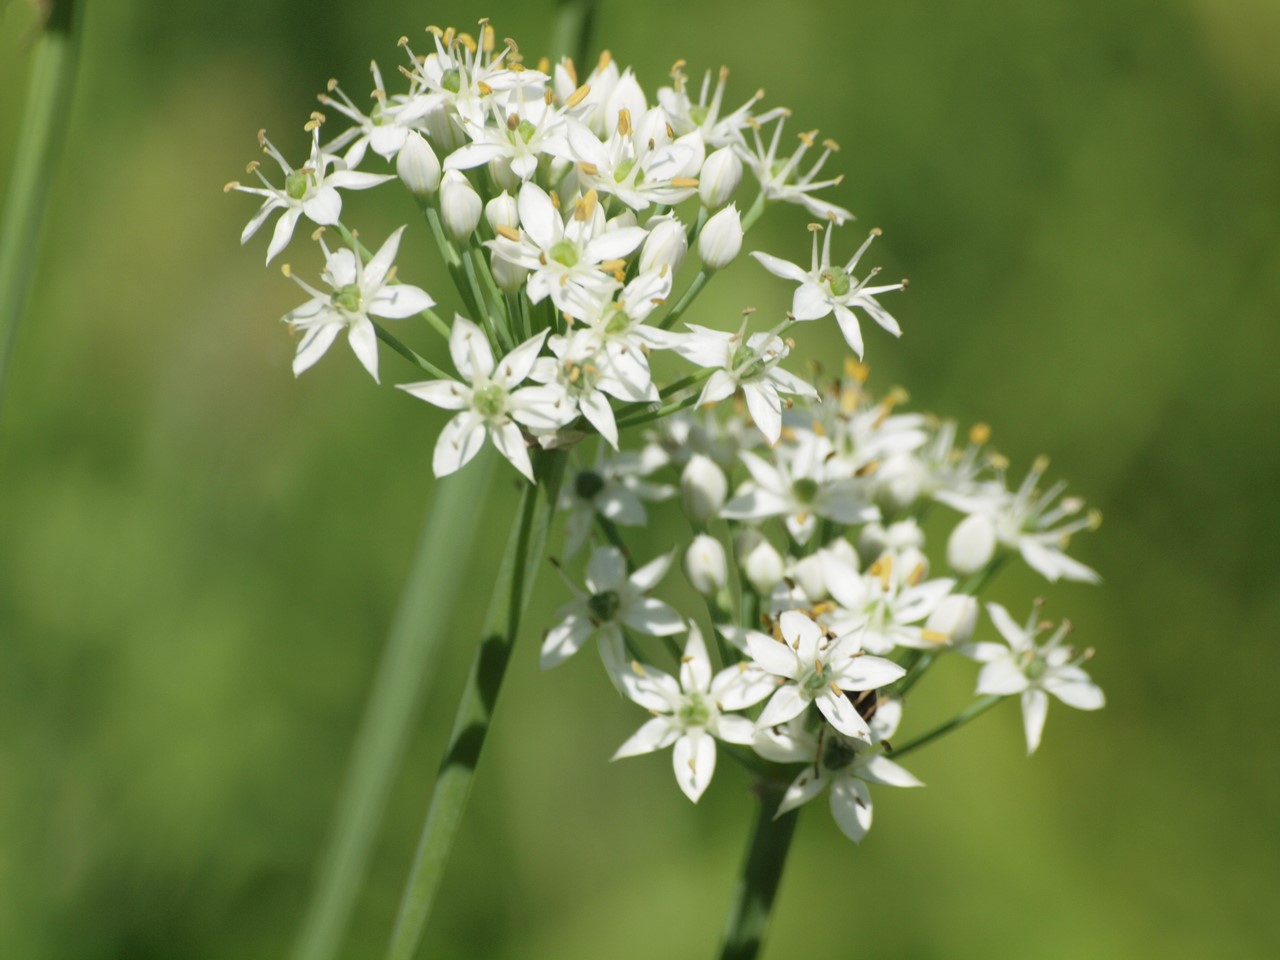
xmin=230 ymin=123 xmax=393 ymax=263
xmin=541 ymin=545 xmax=684 ymax=673
xmin=948 ymin=513 xmax=998 ymax=574
xmin=743 ymin=114 xmax=852 ymax=223
xmin=444 ymin=91 xmax=572 ymax=181
xmin=683 ymin=534 xmax=728 ymax=596
xmin=281 ymin=226 xmax=433 ymax=381
xmin=698 ymin=203 xmax=744 ymax=268
xmin=557 ymin=443 xmax=673 ymax=556
xmin=639 ymin=215 xmax=689 ymax=276
xmin=396 ymin=131 xmax=442 ymax=195
xmin=754 ymin=699 xmax=922 ymax=843
xmin=658 ymin=64 xmax=773 ymax=149
xmin=745 ymin=610 xmax=905 ymax=742
xmin=699 ymin=146 xmax=744 ymax=208
xmin=823 ymin=549 xmax=956 ymax=654
xmin=722 ymin=432 xmax=874 ymax=544
xmin=414 ymin=23 xmax=547 ymax=132
xmin=397 ymin=317 xmax=565 ymax=481
xmin=318 ymin=61 xmax=438 ymax=169
xmin=680 ymin=454 xmax=728 ymax=525
xmin=965 ymin=602 xmax=1105 ymax=754
xmin=752 ymin=221 xmax=904 ymax=358
xmin=937 ymin=456 xmax=1102 ymax=584
xmin=439 ymin=170 xmax=483 ymax=240
xmin=613 ymin=623 xmax=772 ymax=802
xmin=737 ymin=528 xmax=786 ymax=596
xmin=668 ymin=324 xmax=817 ymax=444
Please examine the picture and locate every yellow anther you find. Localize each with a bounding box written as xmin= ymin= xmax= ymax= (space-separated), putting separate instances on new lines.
xmin=907 ymin=562 xmax=926 ymax=587
xmin=481 ymin=24 xmax=495 ymax=52
xmin=823 ymin=138 xmax=841 ymax=151
xmin=256 ymin=128 xmax=268 ymax=144
xmin=397 ymin=35 xmax=409 ymax=46
xmin=855 ymin=460 xmax=880 ymax=478
xmin=629 ymin=660 xmax=648 ymax=677
xmin=477 ymin=81 xmax=493 ymax=96
xmin=310 ymin=110 xmax=325 ymax=122
xmin=457 ymin=32 xmax=477 ymax=53
xmin=507 ymin=113 xmax=519 ymax=130
xmin=811 ymin=420 xmax=826 ymax=437
xmin=1033 ymin=454 xmax=1051 ymax=473
xmin=719 ymin=65 xmax=730 ymax=82
xmin=309 ymin=226 xmax=325 ymax=241
xmin=969 ymin=423 xmax=991 ymax=445
xmin=326 ymin=78 xmax=339 ymax=91
xmin=798 ymin=129 xmax=817 ymax=147
xmin=807 ymin=222 xmax=824 ymax=233
xmin=549 ymin=191 xmax=561 ymax=210
xmin=921 ymin=629 xmax=949 ymax=644
xmin=1087 ymin=509 xmax=1103 ymax=530
xmin=669 ymin=177 xmax=699 ymax=188
xmin=495 ymin=225 xmax=521 ymax=241
xmin=223 ymin=180 xmax=240 ymax=192
xmin=245 ymin=160 xmax=260 ymax=174
xmin=566 ymin=83 xmax=592 ymax=108
xmin=280 ymin=264 xmax=293 ymax=277
xmin=616 ymin=108 xmax=632 ymax=136
xmin=598 ymin=50 xmax=612 ymax=71
xmin=988 ymin=453 xmax=1010 ymax=470
xmin=537 ymin=56 xmax=551 ymax=74
xmin=576 ymin=188 xmax=599 ymax=221
xmin=670 ymin=58 xmax=687 ymax=76
xmin=560 ymin=58 xmax=577 ymax=85
xmin=578 ymin=160 xmax=599 ymax=176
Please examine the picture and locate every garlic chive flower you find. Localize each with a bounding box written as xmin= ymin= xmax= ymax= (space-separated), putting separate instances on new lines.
xmin=752 ymin=221 xmax=905 ymax=358
xmin=744 ymin=114 xmax=852 ymax=223
xmin=746 ymin=610 xmax=905 ymax=742
xmin=281 ymin=226 xmax=433 ymax=382
xmin=613 ymin=623 xmax=773 ymax=802
xmin=965 ymin=602 xmax=1104 ymax=754
xmin=541 ymin=545 xmax=684 ymax=674
xmin=558 ymin=444 xmax=674 ymax=557
xmin=229 ymin=120 xmax=393 ymax=264
xmin=397 ymin=317 xmax=565 ymax=481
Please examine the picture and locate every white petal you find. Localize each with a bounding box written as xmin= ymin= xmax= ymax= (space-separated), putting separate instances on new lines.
xmin=363 ymin=225 xmax=405 ymax=288
xmin=742 ymin=382 xmax=782 ymax=445
xmin=1022 ymin=688 xmax=1050 ymax=754
xmin=613 ymin=717 xmax=680 ymax=759
xmin=744 ymin=631 xmax=799 ymax=679
xmin=449 ymin=315 xmax=495 ymax=380
xmin=517 ymin=182 xmax=560 ymax=251
xmin=495 ymin=330 xmax=549 ymax=387
xmin=587 ymin=547 xmax=628 ymax=593
xmin=1043 ymin=675 xmax=1105 ymax=710
xmin=622 ymin=597 xmax=685 ymax=637
xmin=369 ymin=284 xmax=435 ymax=319
xmin=432 ymin=412 xmax=487 ymax=477
xmin=1020 ymin=538 xmax=1102 ymax=584
xmin=836 ymin=654 xmax=906 ymax=691
xmin=833 ymin=303 xmax=865 ymax=358
xmin=302 ymin=186 xmax=342 ymax=225
xmin=756 ymin=684 xmax=810 ymax=729
xmin=540 ymin=612 xmax=596 ymax=668
xmin=583 ymin=227 xmax=649 ymax=263
xmin=398 ymin=379 xmax=469 ymax=410
xmin=750 ymin=251 xmax=809 ymax=283
xmin=858 ymin=755 xmax=923 ymax=788
xmin=829 ymin=776 xmax=872 ymax=842
xmin=976 ymin=658 xmax=1030 ymax=696
xmin=629 ymin=551 xmax=674 ymax=593
xmin=985 ymin=603 xmax=1029 ymax=651
xmin=779 ymin=611 xmax=824 ymax=660
xmin=815 ymin=689 xmax=871 ymax=741
xmin=712 ymin=665 xmax=777 ymax=711
xmin=292 ymin=322 xmax=341 ymax=376
xmin=678 ymin=623 xmax=712 ymax=693
xmin=579 ymin=391 xmax=619 ymax=448
xmin=492 ymin=421 xmax=534 ymax=481
xmin=266 ymin=207 xmax=302 ymax=264
xmin=792 ymin=282 xmax=833 ymax=321
xmin=713 ymin=714 xmax=757 ymax=746
xmin=347 ymin=319 xmax=380 ymax=382
xmin=673 ymin=729 xmax=716 ymax=803
xmin=776 ymin=768 xmax=826 ymax=817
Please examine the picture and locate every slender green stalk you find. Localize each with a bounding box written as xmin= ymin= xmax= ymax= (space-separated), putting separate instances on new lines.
xmin=888 ymin=694 xmax=1004 ymax=759
xmin=0 ymin=0 xmax=82 ymax=407
xmin=373 ymin=323 xmax=451 ymax=379
xmin=551 ymin=0 xmax=598 ymax=67
xmin=718 ymin=779 xmax=799 ymax=960
xmin=292 ymin=454 xmax=498 ymax=960
xmin=658 ymin=270 xmax=711 ymax=330
xmin=385 ymin=451 xmax=567 ymax=960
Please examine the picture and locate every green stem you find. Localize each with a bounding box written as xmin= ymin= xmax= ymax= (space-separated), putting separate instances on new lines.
xmin=717 ymin=779 xmax=799 ymax=960
xmin=373 ymin=323 xmax=451 ymax=379
xmin=888 ymin=694 xmax=1004 ymax=760
xmin=550 ymin=0 xmax=598 ymax=66
xmin=291 ymin=454 xmax=497 ymax=960
xmin=0 ymin=0 xmax=82 ymax=407
xmin=385 ymin=450 xmax=567 ymax=960
xmin=891 ymin=650 xmax=936 ymax=698
xmin=658 ymin=270 xmax=711 ymax=330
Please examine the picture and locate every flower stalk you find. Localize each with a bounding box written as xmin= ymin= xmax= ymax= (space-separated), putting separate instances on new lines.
xmin=718 ymin=779 xmax=800 ymax=960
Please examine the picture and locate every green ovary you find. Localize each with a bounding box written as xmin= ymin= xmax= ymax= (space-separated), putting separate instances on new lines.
xmin=332 ymin=283 xmax=362 ymax=313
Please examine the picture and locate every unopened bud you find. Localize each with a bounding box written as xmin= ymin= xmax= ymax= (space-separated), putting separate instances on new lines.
xmin=737 ymin=528 xmax=784 ymax=596
xmin=489 ymin=252 xmax=528 ymax=293
xmin=396 ymin=131 xmax=442 ymax=196
xmin=640 ymin=216 xmax=688 ymax=275
xmin=684 ymin=534 xmax=728 ymax=596
xmin=788 ymin=553 xmax=827 ymax=602
xmin=698 ymin=203 xmax=743 ymax=269
xmin=699 ymin=146 xmax=743 ymax=208
xmin=680 ymin=454 xmax=727 ymax=525
xmin=488 ymin=157 xmax=520 ymax=193
xmin=925 ymin=594 xmax=979 ymax=645
xmin=440 ymin=170 xmax=482 ymax=241
xmin=947 ymin=514 xmax=997 ymax=575
xmin=485 ymin=191 xmax=520 ymax=232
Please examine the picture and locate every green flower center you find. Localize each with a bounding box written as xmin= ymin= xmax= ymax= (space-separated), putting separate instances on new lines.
xmin=678 ymin=692 xmax=713 ymax=728
xmin=587 ymin=590 xmax=621 ymax=623
xmin=441 ymin=68 xmax=462 ymax=94
xmin=821 ymin=733 xmax=857 ymax=772
xmin=730 ymin=343 xmax=765 ymax=380
xmin=575 ymin=470 xmax=606 ymax=501
xmin=472 ymin=384 xmax=507 ymax=419
xmin=800 ymin=664 xmax=832 ymax=697
xmin=604 ymin=310 xmax=632 ymax=336
xmin=285 ymin=171 xmax=309 ymax=200
xmin=824 ymin=269 xmax=852 ymax=297
xmin=332 ymin=283 xmax=362 ymax=313
xmin=516 ymin=119 xmax=537 ymax=144
xmin=549 ymin=240 xmax=579 ymax=268
xmin=688 ymin=105 xmax=709 ymax=126
xmin=614 ymin=157 xmax=636 ymax=183
xmin=791 ymin=477 xmax=819 ymax=505
xmin=1024 ymin=653 xmax=1048 ymax=681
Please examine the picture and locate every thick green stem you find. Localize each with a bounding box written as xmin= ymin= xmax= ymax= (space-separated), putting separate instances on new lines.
xmin=290 ymin=454 xmax=497 ymax=960
xmin=385 ymin=450 xmax=567 ymax=960
xmin=550 ymin=0 xmax=598 ymax=67
xmin=888 ymin=694 xmax=1004 ymax=760
xmin=0 ymin=0 xmax=82 ymax=408
xmin=718 ymin=779 xmax=799 ymax=960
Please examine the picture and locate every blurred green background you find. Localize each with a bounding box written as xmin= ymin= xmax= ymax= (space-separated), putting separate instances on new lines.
xmin=2 ymin=0 xmax=1277 ymax=957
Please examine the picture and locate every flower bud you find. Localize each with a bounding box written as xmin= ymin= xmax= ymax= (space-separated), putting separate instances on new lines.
xmin=440 ymin=170 xmax=482 ymax=241
xmin=698 ymin=203 xmax=743 ymax=269
xmin=485 ymin=191 xmax=519 ymax=232
xmin=684 ymin=534 xmax=728 ymax=596
xmin=859 ymin=520 xmax=924 ymax=566
xmin=489 ymin=252 xmax=528 ymax=293
xmin=680 ymin=454 xmax=727 ymax=525
xmin=640 ymin=217 xmax=688 ymax=275
xmin=396 ymin=131 xmax=441 ymax=196
xmin=699 ymin=146 xmax=743 ymax=208
xmin=424 ymin=107 xmax=466 ymax=154
xmin=947 ymin=514 xmax=997 ymax=575
xmin=487 ymin=157 xmax=520 ymax=194
xmin=737 ymin=528 xmax=784 ymax=596
xmin=925 ymin=594 xmax=979 ymax=645
xmin=788 ymin=553 xmax=827 ymax=602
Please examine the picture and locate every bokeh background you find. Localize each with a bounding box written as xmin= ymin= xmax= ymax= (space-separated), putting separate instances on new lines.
xmin=2 ymin=0 xmax=1278 ymax=957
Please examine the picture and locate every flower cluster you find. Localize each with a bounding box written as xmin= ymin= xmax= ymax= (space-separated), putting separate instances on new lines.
xmin=228 ymin=22 xmax=907 ymax=480
xmin=545 ymin=365 xmax=1103 ymax=841
xmin=231 ymin=20 xmax=1104 ymax=848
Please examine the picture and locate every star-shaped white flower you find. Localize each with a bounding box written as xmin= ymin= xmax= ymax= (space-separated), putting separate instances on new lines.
xmin=229 ymin=123 xmax=393 ymax=264
xmin=743 ymin=114 xmax=852 ymax=223
xmin=397 ymin=316 xmax=568 ymax=480
xmin=558 ymin=444 xmax=673 ymax=557
xmin=823 ymin=549 xmax=957 ymax=655
xmin=613 ymin=622 xmax=774 ymax=802
xmin=668 ymin=324 xmax=818 ymax=445
xmin=752 ymin=221 xmax=904 ymax=358
xmin=541 ymin=545 xmax=684 ymax=674
xmin=965 ymin=602 xmax=1105 ymax=754
xmin=318 ymin=60 xmax=439 ymax=169
xmin=281 ymin=226 xmax=434 ymax=381
xmin=754 ymin=698 xmax=922 ymax=843
xmin=744 ymin=610 xmax=905 ymax=742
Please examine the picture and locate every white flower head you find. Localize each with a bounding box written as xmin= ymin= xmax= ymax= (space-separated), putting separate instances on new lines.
xmin=613 ymin=622 xmax=772 ymax=802
xmin=281 ymin=226 xmax=434 ymax=381
xmin=745 ymin=610 xmax=905 ymax=742
xmin=541 ymin=545 xmax=685 ymax=674
xmin=823 ymin=549 xmax=957 ymax=655
xmin=229 ymin=120 xmax=393 ymax=263
xmin=398 ymin=316 xmax=568 ymax=480
xmin=965 ymin=602 xmax=1104 ymax=754
xmin=752 ymin=221 xmax=905 ymax=358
